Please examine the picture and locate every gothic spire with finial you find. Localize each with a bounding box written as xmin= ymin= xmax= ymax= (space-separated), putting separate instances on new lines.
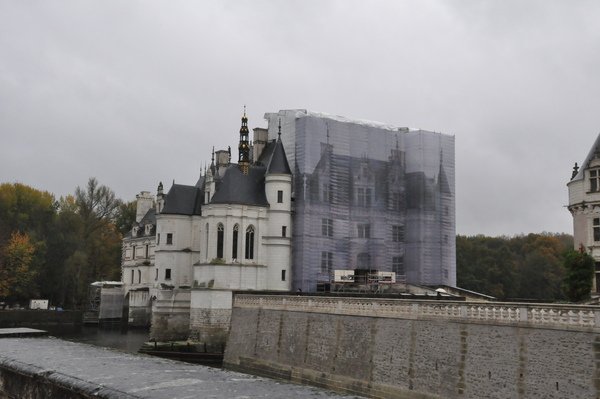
xmin=238 ymin=106 xmax=250 ymax=174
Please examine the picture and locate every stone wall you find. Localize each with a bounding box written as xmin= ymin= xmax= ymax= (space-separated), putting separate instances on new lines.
xmin=128 ymin=290 xmax=151 ymax=327
xmin=189 ymin=289 xmax=232 ymax=351
xmin=150 ymin=288 xmax=190 ymax=341
xmin=224 ymin=295 xmax=600 ymax=399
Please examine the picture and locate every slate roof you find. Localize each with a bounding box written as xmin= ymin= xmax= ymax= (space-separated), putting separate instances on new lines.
xmin=195 ymin=175 xmax=205 ymax=188
xmin=124 ymin=208 xmax=157 ymax=238
xmin=161 ymin=184 xmax=203 ymax=215
xmin=139 ymin=208 xmax=156 ymax=225
xmin=572 ymin=132 xmax=600 ymax=181
xmin=266 ymin=138 xmax=292 ymax=175
xmin=210 ymin=165 xmax=269 ymax=206
xmin=156 ymin=134 xmax=290 ymax=209
xmin=256 ymin=140 xmax=276 ymax=165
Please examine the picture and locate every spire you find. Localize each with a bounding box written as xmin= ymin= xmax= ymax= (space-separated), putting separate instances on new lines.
xmin=267 ymin=134 xmax=292 ymax=175
xmin=238 ymin=106 xmax=250 ymax=174
xmin=278 ymin=118 xmax=282 ymax=140
xmin=211 ymin=146 xmax=215 ymax=165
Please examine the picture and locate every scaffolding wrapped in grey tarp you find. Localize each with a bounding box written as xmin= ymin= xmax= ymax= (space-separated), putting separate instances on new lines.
xmin=265 ymin=110 xmax=456 ymax=292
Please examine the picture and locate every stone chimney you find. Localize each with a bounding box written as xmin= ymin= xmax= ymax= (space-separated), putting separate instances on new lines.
xmin=215 ymin=149 xmax=230 ymax=177
xmin=253 ymin=128 xmax=269 ymax=163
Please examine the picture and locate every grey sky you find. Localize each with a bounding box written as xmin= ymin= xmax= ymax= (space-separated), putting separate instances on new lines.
xmin=1 ymin=1 xmax=599 ymax=236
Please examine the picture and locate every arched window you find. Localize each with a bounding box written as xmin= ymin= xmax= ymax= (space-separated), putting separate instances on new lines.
xmin=131 ymin=269 xmax=134 ymax=284
xmin=232 ymin=224 xmax=239 ymax=259
xmin=245 ymin=225 xmax=255 ymax=260
xmin=205 ymin=223 xmax=209 ymax=261
xmin=357 ymin=252 xmax=371 ymax=269
xmin=138 ymin=270 xmax=141 ymax=284
xmin=217 ymin=223 xmax=224 ymax=259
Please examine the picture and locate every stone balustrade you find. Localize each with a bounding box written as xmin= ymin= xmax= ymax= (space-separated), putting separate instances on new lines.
xmin=233 ymin=294 xmax=600 ymax=331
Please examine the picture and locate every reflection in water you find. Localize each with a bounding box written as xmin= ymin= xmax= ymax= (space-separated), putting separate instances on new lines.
xmin=53 ymin=325 xmax=149 ymax=354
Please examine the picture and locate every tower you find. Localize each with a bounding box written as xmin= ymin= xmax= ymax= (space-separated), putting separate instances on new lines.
xmin=567 ymin=133 xmax=600 ymax=294
xmin=264 ymin=120 xmax=293 ymax=290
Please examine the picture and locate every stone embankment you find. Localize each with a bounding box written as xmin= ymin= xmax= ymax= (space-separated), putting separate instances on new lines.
xmin=224 ymin=294 xmax=600 ymax=399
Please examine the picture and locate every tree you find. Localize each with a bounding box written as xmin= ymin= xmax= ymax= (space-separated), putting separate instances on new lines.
xmin=0 ymin=179 xmax=125 ymax=308
xmin=457 ymin=233 xmax=572 ymax=301
xmin=0 ymin=232 xmax=37 ymax=303
xmin=0 ymin=183 xmax=55 ymax=243
xmin=75 ymin=177 xmax=122 ymax=237
xmin=563 ymin=249 xmax=594 ymax=302
xmin=69 ymin=178 xmax=123 ymax=307
xmin=38 ymin=196 xmax=84 ymax=306
xmin=115 ymin=200 xmax=137 ymax=236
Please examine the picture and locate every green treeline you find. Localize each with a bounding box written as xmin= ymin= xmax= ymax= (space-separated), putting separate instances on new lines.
xmin=0 ymin=179 xmax=135 ymax=309
xmin=456 ymin=233 xmax=587 ymax=301
xmin=0 ymin=179 xmax=593 ymax=307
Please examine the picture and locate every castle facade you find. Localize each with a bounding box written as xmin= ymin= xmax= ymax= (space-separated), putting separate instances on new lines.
xmin=122 ymin=109 xmax=455 ymax=342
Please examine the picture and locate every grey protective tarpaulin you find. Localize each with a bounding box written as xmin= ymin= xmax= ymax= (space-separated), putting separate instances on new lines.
xmin=265 ymin=110 xmax=455 ymax=291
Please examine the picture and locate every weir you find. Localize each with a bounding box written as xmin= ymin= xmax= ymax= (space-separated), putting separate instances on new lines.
xmin=0 ymin=337 xmax=360 ymax=398
xmin=224 ymin=294 xmax=600 ymax=399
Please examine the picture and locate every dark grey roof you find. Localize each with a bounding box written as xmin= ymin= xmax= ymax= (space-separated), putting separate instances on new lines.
xmin=256 ymin=140 xmax=276 ymax=165
xmin=161 ymin=184 xmax=202 ymax=215
xmin=266 ymin=138 xmax=291 ymax=175
xmin=124 ymin=208 xmax=157 ymax=238
xmin=195 ymin=175 xmax=205 ymax=188
xmin=572 ymin=132 xmax=600 ymax=181
xmin=139 ymin=208 xmax=156 ymax=225
xmin=210 ymin=165 xmax=268 ymax=206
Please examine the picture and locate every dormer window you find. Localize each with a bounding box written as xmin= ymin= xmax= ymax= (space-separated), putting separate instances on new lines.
xmin=591 ymin=169 xmax=600 ymax=192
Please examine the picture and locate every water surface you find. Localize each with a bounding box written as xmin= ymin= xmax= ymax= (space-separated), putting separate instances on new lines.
xmin=52 ymin=325 xmax=149 ymax=354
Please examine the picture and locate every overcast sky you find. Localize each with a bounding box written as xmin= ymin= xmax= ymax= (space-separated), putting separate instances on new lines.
xmin=1 ymin=1 xmax=599 ymax=236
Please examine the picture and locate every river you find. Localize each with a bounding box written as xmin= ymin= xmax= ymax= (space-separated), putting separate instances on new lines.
xmin=51 ymin=324 xmax=150 ymax=354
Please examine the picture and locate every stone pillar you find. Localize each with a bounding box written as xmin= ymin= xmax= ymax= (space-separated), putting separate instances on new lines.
xmin=150 ymin=288 xmax=191 ymax=341
xmin=189 ymin=289 xmax=233 ymax=351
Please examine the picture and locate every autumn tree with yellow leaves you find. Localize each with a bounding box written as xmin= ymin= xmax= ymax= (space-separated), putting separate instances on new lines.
xmin=0 ymin=179 xmax=134 ymax=308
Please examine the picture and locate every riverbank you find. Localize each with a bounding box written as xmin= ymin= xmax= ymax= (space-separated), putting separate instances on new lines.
xmin=0 ymin=309 xmax=82 ymax=330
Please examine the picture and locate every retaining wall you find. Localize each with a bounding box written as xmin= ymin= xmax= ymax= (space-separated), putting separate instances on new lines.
xmin=0 ymin=310 xmax=82 ymax=329
xmin=224 ymin=295 xmax=600 ymax=399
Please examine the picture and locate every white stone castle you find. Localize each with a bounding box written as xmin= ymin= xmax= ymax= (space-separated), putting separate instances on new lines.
xmin=567 ymin=133 xmax=600 ymax=294
xmin=122 ymin=109 xmax=456 ymax=343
